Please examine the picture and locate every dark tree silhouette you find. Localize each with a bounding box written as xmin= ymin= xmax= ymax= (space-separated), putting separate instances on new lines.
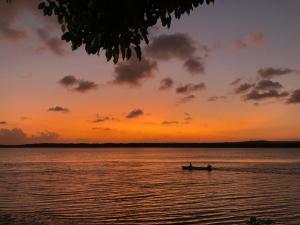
xmin=37 ymin=0 xmax=214 ymax=63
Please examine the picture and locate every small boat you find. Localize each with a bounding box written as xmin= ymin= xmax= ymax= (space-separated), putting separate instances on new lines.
xmin=182 ymin=165 xmax=213 ymax=171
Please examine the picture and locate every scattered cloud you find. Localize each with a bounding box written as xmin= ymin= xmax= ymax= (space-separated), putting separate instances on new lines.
xmin=230 ymin=78 xmax=241 ymax=85
xmin=244 ymin=90 xmax=289 ymax=101
xmin=233 ymin=32 xmax=265 ymax=49
xmin=126 ymin=109 xmax=144 ymax=119
xmin=257 ymin=67 xmax=295 ymax=79
xmin=113 ymin=57 xmax=158 ymax=87
xmin=74 ymin=80 xmax=98 ymax=93
xmin=176 ymin=83 xmax=206 ymax=94
xmin=177 ymin=95 xmax=196 ymax=104
xmin=92 ymin=127 xmax=112 ymax=131
xmin=245 ymin=33 xmax=265 ymax=45
xmin=0 ymin=1 xmax=34 ymax=42
xmin=234 ymin=78 xmax=290 ymax=102
xmin=0 ymin=128 xmax=59 ymax=145
xmin=48 ymin=106 xmax=69 ymax=113
xmin=255 ymin=80 xmax=283 ymax=91
xmin=146 ymin=33 xmax=209 ymax=75
xmin=36 ymin=28 xmax=67 ymax=56
xmin=161 ymin=112 xmax=193 ymax=126
xmin=58 ymin=75 xmax=98 ymax=93
xmin=233 ymin=40 xmax=247 ymax=50
xmin=0 ymin=128 xmax=27 ymax=145
xmin=183 ymin=56 xmax=205 ymax=75
xmin=184 ymin=112 xmax=193 ymax=122
xmin=208 ymin=96 xmax=227 ymax=102
xmin=161 ymin=121 xmax=180 ymax=125
xmin=0 ymin=121 xmax=7 ymax=125
xmin=59 ymin=75 xmax=77 ymax=87
xmin=146 ymin=33 xmax=197 ymax=60
xmin=93 ymin=114 xmax=115 ymax=123
xmin=159 ymin=77 xmax=174 ymax=90
xmin=286 ymin=89 xmax=300 ymax=104
xmin=0 ymin=26 xmax=29 ymax=42
xmin=0 ymin=0 xmax=65 ymax=55
xmin=235 ymin=83 xmax=254 ymax=94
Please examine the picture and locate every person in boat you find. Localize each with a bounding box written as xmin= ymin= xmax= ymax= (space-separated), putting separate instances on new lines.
xmin=189 ymin=162 xmax=192 ymax=169
xmin=207 ymin=164 xmax=212 ymax=170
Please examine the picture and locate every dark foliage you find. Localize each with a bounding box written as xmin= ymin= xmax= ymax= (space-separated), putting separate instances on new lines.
xmin=37 ymin=0 xmax=214 ymax=63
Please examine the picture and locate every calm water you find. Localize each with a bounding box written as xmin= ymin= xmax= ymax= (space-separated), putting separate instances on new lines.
xmin=0 ymin=148 xmax=300 ymax=225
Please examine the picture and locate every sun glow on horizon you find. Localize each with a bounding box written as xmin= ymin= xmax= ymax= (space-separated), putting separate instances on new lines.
xmin=1 ymin=1 xmax=300 ymax=144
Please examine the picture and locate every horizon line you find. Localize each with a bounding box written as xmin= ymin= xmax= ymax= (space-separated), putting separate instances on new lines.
xmin=1 ymin=140 xmax=300 ymax=148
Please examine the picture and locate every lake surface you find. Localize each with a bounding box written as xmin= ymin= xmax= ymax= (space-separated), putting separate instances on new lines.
xmin=0 ymin=148 xmax=300 ymax=225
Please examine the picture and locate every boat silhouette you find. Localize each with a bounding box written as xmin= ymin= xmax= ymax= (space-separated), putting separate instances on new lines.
xmin=182 ymin=164 xmax=213 ymax=171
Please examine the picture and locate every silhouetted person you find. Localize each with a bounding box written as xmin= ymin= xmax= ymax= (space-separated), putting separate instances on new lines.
xmin=189 ymin=162 xmax=192 ymax=169
xmin=207 ymin=164 xmax=212 ymax=170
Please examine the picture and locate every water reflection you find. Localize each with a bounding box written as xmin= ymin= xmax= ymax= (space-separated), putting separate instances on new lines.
xmin=0 ymin=148 xmax=299 ymax=224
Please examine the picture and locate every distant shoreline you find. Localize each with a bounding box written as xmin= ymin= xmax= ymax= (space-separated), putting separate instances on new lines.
xmin=1 ymin=141 xmax=300 ymax=148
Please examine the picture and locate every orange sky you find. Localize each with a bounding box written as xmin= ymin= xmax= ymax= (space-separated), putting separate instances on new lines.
xmin=0 ymin=1 xmax=300 ymax=144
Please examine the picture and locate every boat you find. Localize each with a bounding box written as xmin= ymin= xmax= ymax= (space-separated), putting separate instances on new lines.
xmin=182 ymin=165 xmax=213 ymax=171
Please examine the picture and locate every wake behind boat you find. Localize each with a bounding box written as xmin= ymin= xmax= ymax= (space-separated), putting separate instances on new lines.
xmin=182 ymin=163 xmax=213 ymax=171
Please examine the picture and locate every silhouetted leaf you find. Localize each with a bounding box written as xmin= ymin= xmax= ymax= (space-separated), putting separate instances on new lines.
xmin=134 ymin=46 xmax=141 ymax=61
xmin=36 ymin=0 xmax=214 ymax=63
xmin=126 ymin=47 xmax=131 ymax=60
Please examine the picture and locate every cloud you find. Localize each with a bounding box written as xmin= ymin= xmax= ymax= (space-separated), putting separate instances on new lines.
xmin=162 ymin=112 xmax=193 ymax=125
xmin=161 ymin=121 xmax=179 ymax=125
xmin=230 ymin=78 xmax=241 ymax=85
xmin=176 ymin=83 xmax=206 ymax=94
xmin=0 ymin=128 xmax=59 ymax=145
xmin=184 ymin=112 xmax=193 ymax=122
xmin=0 ymin=26 xmax=29 ymax=42
xmin=48 ymin=106 xmax=69 ymax=113
xmin=175 ymin=83 xmax=203 ymax=104
xmin=146 ymin=33 xmax=197 ymax=60
xmin=208 ymin=96 xmax=227 ymax=102
xmin=233 ymin=32 xmax=265 ymax=49
xmin=183 ymin=56 xmax=205 ymax=75
xmin=177 ymin=95 xmax=196 ymax=104
xmin=93 ymin=114 xmax=115 ymax=123
xmin=0 ymin=121 xmax=7 ymax=125
xmin=0 ymin=1 xmax=61 ymax=44
xmin=255 ymin=80 xmax=283 ymax=91
xmin=113 ymin=57 xmax=158 ymax=87
xmin=92 ymin=127 xmax=112 ymax=131
xmin=0 ymin=128 xmax=27 ymax=145
xmin=59 ymin=75 xmax=77 ymax=87
xmin=74 ymin=80 xmax=98 ymax=93
xmin=31 ymin=131 xmax=59 ymax=143
xmin=257 ymin=67 xmax=295 ymax=79
xmin=0 ymin=1 xmax=34 ymax=42
xmin=159 ymin=77 xmax=174 ymax=90
xmin=36 ymin=28 xmax=67 ymax=56
xmin=234 ymin=79 xmax=290 ymax=102
xmin=244 ymin=89 xmax=289 ymax=101
xmin=235 ymin=83 xmax=254 ymax=94
xmin=126 ymin=109 xmax=144 ymax=119
xmin=233 ymin=40 xmax=247 ymax=50
xmin=245 ymin=33 xmax=265 ymax=45
xmin=286 ymin=89 xmax=300 ymax=104
xmin=58 ymin=75 xmax=98 ymax=93
xmin=145 ymin=33 xmax=209 ymax=75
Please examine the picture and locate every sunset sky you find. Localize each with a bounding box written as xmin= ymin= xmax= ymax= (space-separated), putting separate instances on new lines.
xmin=1 ymin=0 xmax=300 ymax=144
